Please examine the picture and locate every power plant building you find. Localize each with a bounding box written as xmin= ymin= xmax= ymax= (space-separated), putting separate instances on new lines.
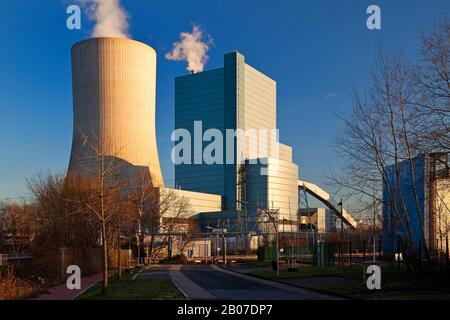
xmin=68 ymin=38 xmax=356 ymax=238
xmin=174 ymin=52 xmax=299 ymax=231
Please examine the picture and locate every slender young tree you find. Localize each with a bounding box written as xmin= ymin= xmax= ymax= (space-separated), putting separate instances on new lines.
xmin=69 ymin=130 xmax=124 ymax=293
xmin=330 ymin=19 xmax=449 ymax=268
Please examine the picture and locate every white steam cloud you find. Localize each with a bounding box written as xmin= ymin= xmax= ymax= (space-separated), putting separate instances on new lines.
xmin=80 ymin=0 xmax=129 ymax=38
xmin=165 ymin=25 xmax=211 ymax=73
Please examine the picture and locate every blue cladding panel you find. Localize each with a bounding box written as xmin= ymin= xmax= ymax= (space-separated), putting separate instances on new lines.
xmin=175 ymin=68 xmax=226 ymax=198
xmin=382 ymin=155 xmax=426 ymax=255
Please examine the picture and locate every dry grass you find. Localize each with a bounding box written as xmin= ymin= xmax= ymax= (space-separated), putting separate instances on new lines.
xmin=0 ymin=267 xmax=38 ymax=300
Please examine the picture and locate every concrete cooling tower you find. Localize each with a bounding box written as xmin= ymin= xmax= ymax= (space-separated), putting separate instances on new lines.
xmin=68 ymin=37 xmax=164 ymax=187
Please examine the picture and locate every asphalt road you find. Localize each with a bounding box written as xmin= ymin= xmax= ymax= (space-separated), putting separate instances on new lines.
xmin=172 ymin=265 xmax=334 ymax=300
xmin=183 ymin=265 xmax=307 ymax=299
xmin=137 ymin=264 xmax=338 ymax=300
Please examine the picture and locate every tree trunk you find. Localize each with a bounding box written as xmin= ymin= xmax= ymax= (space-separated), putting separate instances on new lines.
xmin=117 ymin=225 xmax=122 ymax=280
xmin=101 ymin=219 xmax=108 ymax=293
xmin=148 ymin=235 xmax=155 ymax=264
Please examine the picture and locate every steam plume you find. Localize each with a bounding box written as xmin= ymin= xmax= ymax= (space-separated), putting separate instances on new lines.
xmin=80 ymin=0 xmax=129 ymax=38
xmin=165 ymin=25 xmax=211 ymax=73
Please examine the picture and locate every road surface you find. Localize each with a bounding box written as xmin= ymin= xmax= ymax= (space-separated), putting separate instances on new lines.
xmin=135 ymin=264 xmax=339 ymax=300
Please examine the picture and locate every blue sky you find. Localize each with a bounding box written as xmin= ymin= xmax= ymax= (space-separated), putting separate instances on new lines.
xmin=0 ymin=0 xmax=448 ymax=202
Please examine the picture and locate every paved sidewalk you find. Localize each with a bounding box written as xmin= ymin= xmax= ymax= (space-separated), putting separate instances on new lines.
xmin=32 ymin=271 xmax=115 ymax=300
xmin=169 ymin=265 xmax=215 ymax=299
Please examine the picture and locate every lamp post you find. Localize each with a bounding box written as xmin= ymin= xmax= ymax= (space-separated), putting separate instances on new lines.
xmin=221 ymin=230 xmax=227 ymax=264
xmin=206 ymin=225 xmax=227 ymax=265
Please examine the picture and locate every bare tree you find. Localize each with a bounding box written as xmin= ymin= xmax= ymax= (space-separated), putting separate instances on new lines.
xmin=126 ymin=176 xmax=193 ymax=263
xmin=167 ymin=195 xmax=194 ymax=259
xmin=414 ymin=17 xmax=450 ymax=153
xmin=68 ymin=130 xmax=125 ymax=293
xmin=0 ymin=203 xmax=33 ymax=254
xmin=330 ymin=51 xmax=427 ymax=267
xmin=126 ymin=173 xmax=159 ymax=265
xmin=112 ymin=196 xmax=133 ymax=280
xmin=330 ymin=19 xmax=449 ymax=269
xmin=0 ymin=202 xmax=7 ymax=250
xmin=27 ymin=173 xmax=100 ymax=249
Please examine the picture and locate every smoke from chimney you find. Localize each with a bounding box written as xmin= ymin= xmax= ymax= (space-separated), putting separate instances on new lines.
xmin=165 ymin=25 xmax=211 ymax=73
xmin=79 ymin=0 xmax=129 ymax=38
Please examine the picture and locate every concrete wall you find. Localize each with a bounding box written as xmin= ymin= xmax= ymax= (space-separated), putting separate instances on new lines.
xmin=69 ymin=37 xmax=163 ymax=187
xmin=160 ymin=187 xmax=222 ymax=219
xmin=183 ymin=240 xmax=211 ymax=258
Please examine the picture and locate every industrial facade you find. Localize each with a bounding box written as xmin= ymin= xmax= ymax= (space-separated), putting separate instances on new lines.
xmin=382 ymin=153 xmax=450 ymax=256
xmin=174 ymin=52 xmax=301 ymax=231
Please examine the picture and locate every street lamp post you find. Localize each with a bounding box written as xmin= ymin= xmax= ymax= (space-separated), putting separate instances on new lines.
xmin=206 ymin=225 xmax=227 ymax=265
xmin=221 ymin=230 xmax=227 ymax=265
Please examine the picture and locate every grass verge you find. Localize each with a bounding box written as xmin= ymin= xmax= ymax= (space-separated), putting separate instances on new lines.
xmin=248 ymin=265 xmax=363 ymax=280
xmin=76 ymin=272 xmax=185 ymax=300
xmin=247 ymin=264 xmax=450 ymax=299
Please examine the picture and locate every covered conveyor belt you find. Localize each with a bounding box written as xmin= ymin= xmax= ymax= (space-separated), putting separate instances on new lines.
xmin=298 ymin=180 xmax=357 ymax=229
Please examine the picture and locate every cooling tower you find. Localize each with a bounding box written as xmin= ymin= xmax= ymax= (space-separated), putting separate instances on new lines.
xmin=68 ymin=37 xmax=164 ymax=187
